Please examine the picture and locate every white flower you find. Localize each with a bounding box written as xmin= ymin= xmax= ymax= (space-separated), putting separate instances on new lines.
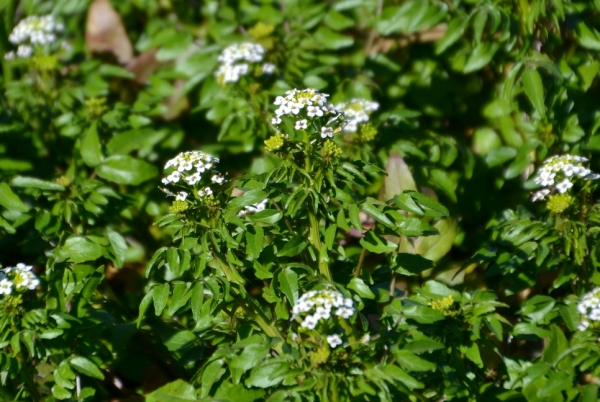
xmin=578 ymin=320 xmax=590 ymax=331
xmin=307 ymin=105 xmax=323 ymax=117
xmin=556 ymin=179 xmax=573 ymax=194
xmin=335 ymin=99 xmax=379 ymax=133
xmin=15 ymin=263 xmax=33 ymax=272
xmin=327 ymin=334 xmax=343 ymax=348
xmin=531 ymin=189 xmax=550 ymax=202
xmin=211 ymin=173 xmax=226 ymax=184
xmin=578 ymin=287 xmax=600 ymax=331
xmin=198 ymin=187 xmax=213 ymax=197
xmin=176 ymin=191 xmax=188 ymax=201
xmin=16 ymin=45 xmax=33 ymax=58
xmin=321 ymin=127 xmax=334 ymax=138
xmin=302 ymin=315 xmax=318 ymax=330
xmin=184 ymin=172 xmax=202 ymax=185
xmin=295 ymin=119 xmax=308 ymax=130
xmin=4 ymin=51 xmax=15 ymax=60
xmin=262 ymin=63 xmax=276 ymax=74
xmin=166 ymin=171 xmax=181 ymax=183
xmin=271 ymin=116 xmax=282 ymax=125
xmin=335 ymin=306 xmax=354 ymax=319
xmin=0 ymin=279 xmax=12 ymax=295
xmin=216 ymin=42 xmax=266 ymax=83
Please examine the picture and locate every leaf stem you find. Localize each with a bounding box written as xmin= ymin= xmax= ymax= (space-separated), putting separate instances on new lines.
xmin=308 ymin=209 xmax=331 ymax=280
xmin=353 ymin=248 xmax=367 ymax=278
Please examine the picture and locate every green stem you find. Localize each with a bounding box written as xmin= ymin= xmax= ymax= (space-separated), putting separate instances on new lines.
xmin=209 ymin=237 xmax=284 ymax=347
xmin=308 ymin=209 xmax=331 ymax=280
xmin=353 ymin=248 xmax=366 ymax=278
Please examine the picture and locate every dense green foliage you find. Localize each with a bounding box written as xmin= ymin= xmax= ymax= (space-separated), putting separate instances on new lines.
xmin=2 ymin=0 xmax=600 ymax=400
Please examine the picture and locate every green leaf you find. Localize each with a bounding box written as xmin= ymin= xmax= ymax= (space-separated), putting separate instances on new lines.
xmin=394 ymin=253 xmax=434 ymax=275
xmin=348 ymin=203 xmax=362 ymax=230
xmin=313 ymin=27 xmax=353 ymax=49
xmin=278 ymin=268 xmax=299 ymax=305
xmin=542 ymin=325 xmax=568 ymax=364
xmin=464 ymin=42 xmax=499 ymax=73
xmin=107 ymin=230 xmax=127 ymax=268
xmin=201 ymin=359 xmax=225 ymax=397
xmin=80 ymin=122 xmax=103 ymax=167
xmin=415 ymin=218 xmax=457 ymax=262
xmin=249 ymin=209 xmax=282 ymax=225
xmin=576 ymin=21 xmax=600 ymax=50
xmin=393 ymin=349 xmax=436 ymax=372
xmin=153 ymin=283 xmax=170 ymax=316
xmin=429 ymin=169 xmax=457 ymax=202
xmin=325 ymin=224 xmax=337 ymax=250
xmin=230 ymin=344 xmax=270 ymax=372
xmin=361 ymin=201 xmax=395 ymax=229
xmin=52 ymin=385 xmax=72 ymax=400
xmin=360 ymin=231 xmax=397 ymax=254
xmin=402 ymin=303 xmax=445 ymax=324
xmin=11 ymin=176 xmax=65 ymax=191
xmin=229 ymin=190 xmax=268 ymax=210
xmin=164 ymin=330 xmax=196 ymax=352
xmin=246 ymin=225 xmax=264 ymax=258
xmin=464 ymin=343 xmax=483 ymax=368
xmin=0 ymin=183 xmax=29 ymax=212
xmin=381 ymin=364 xmax=424 ymax=389
xmin=59 ymin=236 xmax=104 ymax=263
xmin=69 ymin=356 xmax=105 ymax=380
xmin=521 ymin=68 xmax=546 ymax=119
xmin=277 ymin=236 xmax=307 ymax=257
xmin=245 ymin=359 xmax=290 ymax=388
xmin=147 ymin=380 xmax=197 ymax=402
xmin=436 ymin=17 xmax=465 ymax=54
xmin=348 ymin=278 xmax=375 ymax=299
xmin=96 ymin=155 xmax=158 ymax=185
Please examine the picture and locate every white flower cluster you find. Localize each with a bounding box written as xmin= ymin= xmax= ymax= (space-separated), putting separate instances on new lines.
xmin=335 ymin=99 xmax=379 ymax=133
xmin=237 ymin=198 xmax=269 ymax=217
xmin=215 ymin=43 xmax=274 ymax=83
xmin=577 ymin=287 xmax=600 ymax=331
xmin=0 ymin=263 xmax=40 ymax=295
xmin=271 ymin=89 xmax=343 ymax=138
xmin=162 ymin=151 xmax=226 ymax=201
xmin=5 ymin=15 xmax=64 ymax=60
xmin=292 ymin=289 xmax=354 ymax=348
xmin=531 ymin=155 xmax=600 ymax=202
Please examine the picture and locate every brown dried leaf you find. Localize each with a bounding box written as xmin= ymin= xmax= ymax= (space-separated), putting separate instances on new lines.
xmin=126 ymin=49 xmax=162 ymax=84
xmin=86 ymin=0 xmax=133 ymax=64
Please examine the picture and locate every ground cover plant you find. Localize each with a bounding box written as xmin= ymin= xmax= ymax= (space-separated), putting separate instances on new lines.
xmin=2 ymin=0 xmax=600 ymax=400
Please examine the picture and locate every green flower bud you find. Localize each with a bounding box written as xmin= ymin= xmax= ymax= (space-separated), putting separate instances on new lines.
xmin=170 ymin=200 xmax=189 ymax=214
xmin=546 ymin=193 xmax=573 ymax=214
xmin=265 ymin=132 xmax=285 ymax=152
xmin=359 ymin=123 xmax=377 ymax=143
xmin=321 ymin=140 xmax=342 ymax=159
xmin=429 ymin=295 xmax=457 ymax=317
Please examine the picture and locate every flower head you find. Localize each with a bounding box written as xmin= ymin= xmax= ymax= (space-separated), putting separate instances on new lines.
xmin=215 ymin=43 xmax=273 ymax=84
xmin=334 ymin=99 xmax=379 ymax=133
xmin=578 ymin=287 xmax=600 ymax=332
xmin=531 ymin=155 xmax=598 ymax=203
xmin=326 ymin=334 xmax=343 ymax=348
xmin=292 ymin=289 xmax=354 ymax=330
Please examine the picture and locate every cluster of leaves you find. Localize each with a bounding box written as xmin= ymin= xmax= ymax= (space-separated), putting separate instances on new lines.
xmin=1 ymin=0 xmax=600 ymax=400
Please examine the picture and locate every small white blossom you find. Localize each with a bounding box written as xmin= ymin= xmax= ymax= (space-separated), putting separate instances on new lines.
xmin=293 ymin=289 xmax=355 ymax=331
xmin=271 ymin=116 xmax=282 ymax=125
xmin=335 ymin=99 xmax=379 ymax=133
xmin=321 ymin=127 xmax=334 ymax=138
xmin=531 ymin=189 xmax=550 ymax=202
xmin=198 ymin=187 xmax=213 ymax=197
xmin=216 ymin=43 xmax=266 ymax=83
xmin=4 ymin=51 xmax=15 ymax=60
xmin=327 ymin=334 xmax=343 ymax=348
xmin=176 ymin=192 xmax=188 ymax=201
xmin=556 ymin=179 xmax=573 ymax=194
xmin=295 ymin=119 xmax=308 ymax=130
xmin=211 ymin=173 xmax=226 ymax=184
xmin=0 ymin=279 xmax=12 ymax=295
xmin=261 ymin=63 xmax=276 ymax=74
xmin=578 ymin=287 xmax=600 ymax=331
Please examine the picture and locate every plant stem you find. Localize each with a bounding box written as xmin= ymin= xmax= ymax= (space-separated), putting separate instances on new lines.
xmin=209 ymin=237 xmax=284 ymax=347
xmin=308 ymin=209 xmax=331 ymax=280
xmin=353 ymin=248 xmax=366 ymax=278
